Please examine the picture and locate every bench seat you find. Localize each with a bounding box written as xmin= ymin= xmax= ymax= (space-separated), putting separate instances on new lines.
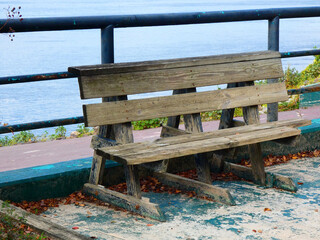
xmin=97 ymin=119 xmax=310 ymax=165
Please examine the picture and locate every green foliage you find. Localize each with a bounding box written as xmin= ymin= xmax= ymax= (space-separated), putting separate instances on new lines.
xmin=279 ymin=95 xmax=300 ymax=112
xmin=300 ymin=54 xmax=320 ymax=84
xmin=201 ymin=108 xmax=243 ymax=121
xmin=281 ymin=66 xmax=303 ymax=89
xmin=132 ymin=118 xmax=167 ymax=130
xmin=0 ymin=131 xmax=36 ymax=146
xmin=281 ymin=53 xmax=320 ymax=89
xmin=50 ymin=126 xmax=66 ymax=140
xmin=76 ymin=124 xmax=93 ymax=137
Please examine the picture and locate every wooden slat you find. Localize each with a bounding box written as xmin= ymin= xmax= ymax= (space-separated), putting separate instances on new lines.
xmin=77 ymin=58 xmax=283 ymax=99
xmin=96 ymin=126 xmax=301 ymax=165
xmin=223 ymin=162 xmax=297 ymax=192
xmin=160 ymin=125 xmax=191 ymax=138
xmin=153 ymin=171 xmax=235 ymax=205
xmin=69 ymin=51 xmax=280 ymax=76
xmin=97 ymin=119 xmax=310 ymax=155
xmin=84 ymin=82 xmax=288 ymax=126
xmin=83 ymin=183 xmax=165 ymax=221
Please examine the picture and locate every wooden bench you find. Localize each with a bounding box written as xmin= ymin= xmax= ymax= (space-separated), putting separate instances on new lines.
xmin=69 ymin=51 xmax=311 ymax=221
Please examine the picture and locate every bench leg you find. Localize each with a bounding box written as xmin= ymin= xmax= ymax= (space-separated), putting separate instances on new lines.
xmin=195 ymin=153 xmax=212 ymax=184
xmin=83 ymin=183 xmax=165 ymax=221
xmin=241 ymin=81 xmax=266 ymax=186
xmin=224 ymin=162 xmax=297 ymax=192
xmin=153 ymin=171 xmax=235 ymax=205
xmin=124 ymin=165 xmax=142 ymax=199
xmin=89 ymin=153 xmax=105 ymax=185
xmin=248 ymin=143 xmax=266 ymax=186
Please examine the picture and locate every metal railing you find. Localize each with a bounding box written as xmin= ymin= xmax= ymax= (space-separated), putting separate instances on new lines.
xmin=1 ymin=7 xmax=320 ymax=134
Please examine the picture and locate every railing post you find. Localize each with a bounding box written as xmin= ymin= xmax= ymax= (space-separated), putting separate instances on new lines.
xmin=88 ymin=25 xmax=116 ymax=185
xmin=101 ymin=25 xmax=114 ymax=64
xmin=98 ymin=25 xmax=115 ymax=138
xmin=267 ymin=16 xmax=280 ymax=122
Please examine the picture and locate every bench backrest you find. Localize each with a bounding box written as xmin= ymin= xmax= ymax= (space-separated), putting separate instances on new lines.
xmin=69 ymin=51 xmax=286 ymax=127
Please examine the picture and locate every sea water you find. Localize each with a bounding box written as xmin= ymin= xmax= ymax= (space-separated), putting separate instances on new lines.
xmin=0 ymin=0 xmax=320 ymax=136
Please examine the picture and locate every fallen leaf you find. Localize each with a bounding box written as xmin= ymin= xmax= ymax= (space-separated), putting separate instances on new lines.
xmin=79 ymin=203 xmax=85 ymax=207
xmin=252 ymin=229 xmax=257 ymax=233
xmin=258 ymin=230 xmax=263 ymax=233
xmin=135 ymin=205 xmax=140 ymax=210
xmin=72 ymin=226 xmax=79 ymax=230
xmin=264 ymin=208 xmax=272 ymax=212
xmin=315 ymin=209 xmax=319 ymax=212
xmin=297 ymin=182 xmax=304 ymax=185
xmin=147 ymin=224 xmax=154 ymax=227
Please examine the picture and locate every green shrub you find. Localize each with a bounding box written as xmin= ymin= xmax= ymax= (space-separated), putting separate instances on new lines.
xmin=300 ymin=54 xmax=320 ymax=84
xmin=132 ymin=118 xmax=167 ymax=130
xmin=76 ymin=124 xmax=93 ymax=137
xmin=50 ymin=126 xmax=66 ymax=139
xmin=281 ymin=66 xmax=303 ymax=89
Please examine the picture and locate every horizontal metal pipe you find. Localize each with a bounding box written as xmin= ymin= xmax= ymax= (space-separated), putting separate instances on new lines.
xmin=0 ymin=117 xmax=84 ymax=134
xmin=281 ymin=49 xmax=320 ymax=58
xmin=0 ymin=72 xmax=75 ymax=85
xmin=1 ymin=48 xmax=320 ymax=85
xmin=287 ymin=83 xmax=320 ymax=95
xmin=1 ymin=7 xmax=320 ymax=33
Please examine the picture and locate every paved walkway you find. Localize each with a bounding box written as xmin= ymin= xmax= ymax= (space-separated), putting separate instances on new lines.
xmin=45 ymin=156 xmax=320 ymax=239
xmin=0 ymin=106 xmax=319 ymax=172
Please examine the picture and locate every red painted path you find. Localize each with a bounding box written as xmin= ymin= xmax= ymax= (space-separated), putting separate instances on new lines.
xmin=0 ymin=106 xmax=319 ymax=172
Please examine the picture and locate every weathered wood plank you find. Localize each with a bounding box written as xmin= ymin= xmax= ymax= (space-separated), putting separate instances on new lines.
xmin=0 ymin=200 xmax=91 ymax=240
xmin=96 ymin=126 xmax=300 ymax=165
xmin=153 ymin=171 xmax=235 ymax=205
xmin=89 ymin=96 xmax=125 ymax=185
xmin=77 ymin=58 xmax=283 ymax=99
xmin=88 ymin=153 xmax=104 ymax=185
xmin=223 ymin=162 xmax=297 ymax=192
xmin=123 ymin=164 xmax=141 ymax=199
xmin=232 ymin=119 xmax=246 ymax=127
xmin=84 ymin=82 xmax=288 ymax=126
xmin=83 ymin=183 xmax=165 ymax=221
xmin=266 ymin=172 xmax=297 ymax=192
xmin=95 ymin=119 xmax=310 ymax=155
xmin=162 ymin=88 xmax=193 ymax=173
xmin=95 ymin=119 xmax=309 ymax=156
xmin=160 ymin=125 xmax=190 ymax=138
xmin=90 ymin=135 xmax=118 ymax=149
xmin=271 ymin=135 xmax=301 ymax=146
xmin=166 ymin=89 xmax=184 ymax=129
xmin=69 ymin=51 xmax=280 ymax=76
xmin=181 ymin=90 xmax=212 ymax=184
xmin=241 ymin=81 xmax=265 ymax=186
xmin=219 ymin=83 xmax=238 ymax=129
xmin=217 ymin=82 xmax=238 ymax=172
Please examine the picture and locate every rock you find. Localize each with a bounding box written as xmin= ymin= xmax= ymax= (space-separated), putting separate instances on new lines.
xmin=70 ymin=131 xmax=80 ymax=138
